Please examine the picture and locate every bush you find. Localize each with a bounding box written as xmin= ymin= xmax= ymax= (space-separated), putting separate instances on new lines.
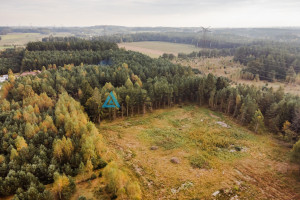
xmin=189 ymin=154 xmax=210 ymax=169
xmin=78 ymin=196 xmax=86 ymax=200
xmin=103 ymin=162 xmax=142 ymax=199
xmin=103 ymin=162 xmax=129 ymax=196
xmin=126 ymin=181 xmax=142 ymax=200
xmin=92 ymin=157 xmax=107 ymax=170
xmin=90 ymin=173 xmax=97 ymax=180
xmin=292 ymin=140 xmax=300 ymax=165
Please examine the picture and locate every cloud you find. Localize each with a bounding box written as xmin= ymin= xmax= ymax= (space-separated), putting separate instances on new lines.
xmin=0 ymin=0 xmax=300 ymax=27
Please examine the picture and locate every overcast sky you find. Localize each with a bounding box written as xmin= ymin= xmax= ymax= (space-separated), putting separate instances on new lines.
xmin=1 ymin=0 xmax=300 ymax=27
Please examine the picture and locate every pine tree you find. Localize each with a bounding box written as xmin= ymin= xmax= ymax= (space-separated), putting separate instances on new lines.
xmin=125 ymin=95 xmax=130 ymax=117
xmin=86 ymin=88 xmax=103 ymax=123
xmin=286 ymin=66 xmax=296 ymax=83
xmin=292 ymin=108 xmax=300 ymax=133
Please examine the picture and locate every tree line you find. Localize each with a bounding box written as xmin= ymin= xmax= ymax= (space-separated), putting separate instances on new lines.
xmin=0 ymin=40 xmax=118 ymax=75
xmin=234 ymin=45 xmax=300 ymax=81
xmin=177 ymin=48 xmax=235 ymax=59
xmin=26 ymin=40 xmax=118 ymax=51
xmin=94 ymin=32 xmax=248 ymax=49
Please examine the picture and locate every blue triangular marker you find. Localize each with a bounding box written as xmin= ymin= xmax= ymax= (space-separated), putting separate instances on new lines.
xmin=102 ymin=91 xmax=120 ymax=108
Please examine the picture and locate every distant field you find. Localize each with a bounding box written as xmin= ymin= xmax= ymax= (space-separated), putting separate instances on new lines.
xmin=0 ymin=32 xmax=73 ymax=50
xmin=176 ymin=57 xmax=300 ymax=96
xmin=118 ymin=41 xmax=200 ymax=58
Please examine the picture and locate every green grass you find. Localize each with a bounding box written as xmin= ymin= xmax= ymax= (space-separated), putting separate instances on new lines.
xmin=136 ymin=105 xmax=252 ymax=163
xmin=140 ymin=127 xmax=186 ymax=150
xmin=189 ymin=153 xmax=211 ymax=169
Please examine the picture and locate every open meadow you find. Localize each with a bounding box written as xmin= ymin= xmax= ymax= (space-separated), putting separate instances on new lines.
xmin=175 ymin=57 xmax=300 ymax=96
xmin=118 ymin=41 xmax=200 ymax=58
xmin=93 ymin=105 xmax=300 ymax=200
xmin=0 ymin=32 xmax=73 ymax=50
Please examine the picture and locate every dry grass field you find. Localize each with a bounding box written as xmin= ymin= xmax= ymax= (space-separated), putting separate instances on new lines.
xmin=118 ymin=41 xmax=200 ymax=58
xmin=175 ymin=57 xmax=300 ymax=96
xmin=0 ymin=32 xmax=73 ymax=50
xmin=93 ymin=106 xmax=300 ymax=199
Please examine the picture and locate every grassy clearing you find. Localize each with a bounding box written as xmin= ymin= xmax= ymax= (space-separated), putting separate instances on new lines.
xmin=118 ymin=41 xmax=200 ymax=58
xmin=98 ymin=105 xmax=300 ymax=199
xmin=0 ymin=32 xmax=73 ymax=50
xmin=176 ymin=56 xmax=300 ymax=96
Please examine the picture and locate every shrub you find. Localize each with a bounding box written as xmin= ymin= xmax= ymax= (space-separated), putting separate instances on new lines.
xmin=90 ymin=173 xmax=97 ymax=180
xmin=292 ymin=140 xmax=300 ymax=165
xmin=126 ymin=181 xmax=142 ymax=200
xmin=189 ymin=154 xmax=210 ymax=169
xmin=103 ymin=162 xmax=142 ymax=199
xmin=78 ymin=196 xmax=86 ymax=200
xmin=103 ymin=162 xmax=129 ymax=196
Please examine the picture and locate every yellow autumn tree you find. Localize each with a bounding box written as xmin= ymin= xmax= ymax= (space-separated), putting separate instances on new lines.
xmin=34 ymin=104 xmax=40 ymax=114
xmin=85 ymin=159 xmax=93 ymax=175
xmin=103 ymin=162 xmax=129 ymax=197
xmin=53 ymin=172 xmax=70 ymax=200
xmin=40 ymin=115 xmax=57 ymax=133
xmin=23 ymin=93 xmax=54 ymax=110
xmin=282 ymin=120 xmax=297 ymax=141
xmin=15 ymin=136 xmax=28 ymax=151
xmin=13 ymin=110 xmax=22 ymax=120
xmin=103 ymin=162 xmax=142 ymax=199
xmin=10 ymin=148 xmax=18 ymax=160
xmin=0 ymin=154 xmax=5 ymax=164
xmin=62 ymin=136 xmax=74 ymax=159
xmin=22 ymin=105 xmax=39 ymax=123
xmin=251 ymin=109 xmax=265 ymax=134
xmin=81 ymin=135 xmax=96 ymax=161
xmin=53 ymin=139 xmax=63 ymax=161
xmin=25 ymin=122 xmax=37 ymax=139
xmin=131 ymin=74 xmax=143 ymax=87
xmin=1 ymin=99 xmax=10 ymax=111
xmin=53 ymin=136 xmax=74 ymax=161
xmin=55 ymin=93 xmax=88 ymax=136
xmin=0 ymin=81 xmax=13 ymax=99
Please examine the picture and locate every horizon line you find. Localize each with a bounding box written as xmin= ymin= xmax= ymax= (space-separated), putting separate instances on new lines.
xmin=1 ymin=25 xmax=300 ymax=29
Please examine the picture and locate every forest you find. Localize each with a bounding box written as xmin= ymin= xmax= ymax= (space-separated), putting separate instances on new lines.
xmin=93 ymin=32 xmax=300 ymax=83
xmin=1 ymin=39 xmax=300 ymax=199
xmin=0 ymin=48 xmax=24 ymax=74
xmin=176 ymin=48 xmax=235 ymax=59
xmin=234 ymin=45 xmax=300 ymax=81
xmin=0 ymin=40 xmax=118 ymax=74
